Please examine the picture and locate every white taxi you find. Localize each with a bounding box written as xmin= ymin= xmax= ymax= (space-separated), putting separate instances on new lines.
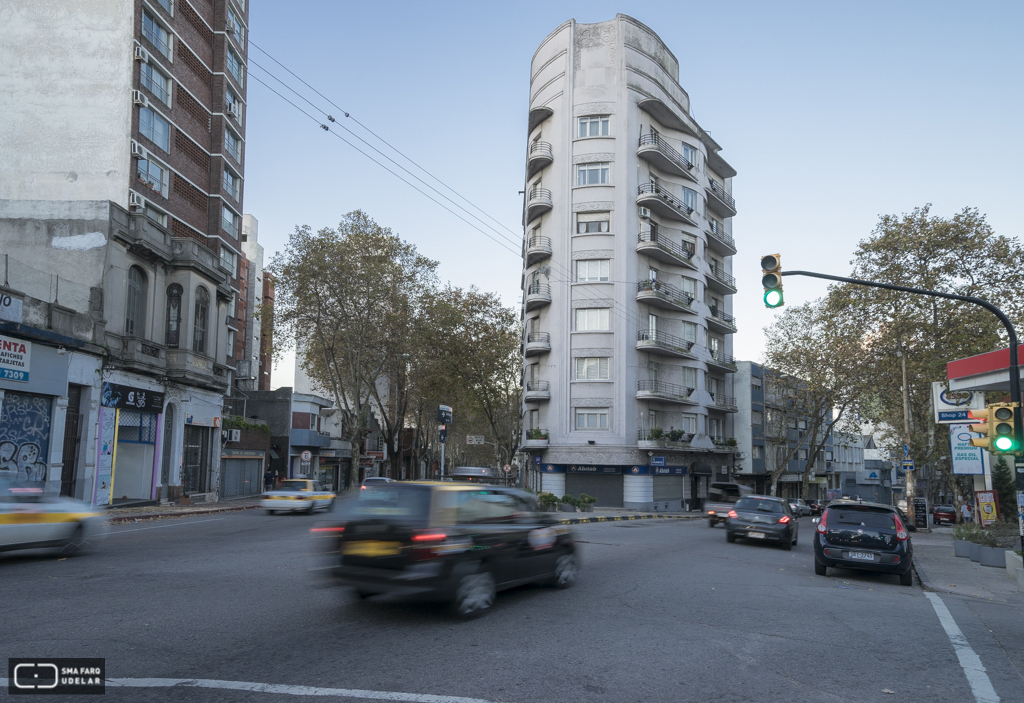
xmin=0 ymin=486 xmax=106 ymax=556
xmin=262 ymin=479 xmax=335 ymax=514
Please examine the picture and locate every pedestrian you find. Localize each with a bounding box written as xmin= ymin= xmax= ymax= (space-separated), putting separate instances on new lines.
xmin=960 ymin=502 xmax=972 ymax=523
xmin=264 ymin=468 xmax=274 ymax=493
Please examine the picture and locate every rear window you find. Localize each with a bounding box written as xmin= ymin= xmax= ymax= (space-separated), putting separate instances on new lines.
xmin=280 ymin=480 xmax=309 ymax=491
xmin=735 ymin=497 xmax=784 ymax=513
xmin=339 ymin=485 xmax=431 ymax=523
xmin=829 ymin=506 xmax=896 ymax=529
xmin=708 ymin=484 xmax=744 ymax=503
xmin=433 ymin=490 xmax=524 ymax=525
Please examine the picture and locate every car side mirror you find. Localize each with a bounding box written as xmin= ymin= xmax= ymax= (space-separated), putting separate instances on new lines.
xmin=811 ymin=517 xmax=820 ymax=524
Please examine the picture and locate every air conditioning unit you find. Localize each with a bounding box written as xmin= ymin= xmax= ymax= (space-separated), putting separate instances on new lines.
xmin=228 ymin=429 xmax=241 ymax=442
xmin=638 ymin=207 xmax=651 ymax=219
xmin=130 ymin=140 xmax=147 ymax=159
xmin=134 ymin=46 xmax=150 ymax=63
xmin=227 ymin=103 xmax=240 ymax=119
xmin=132 ymin=90 xmax=149 ymax=107
xmin=128 ymin=190 xmax=146 ymax=211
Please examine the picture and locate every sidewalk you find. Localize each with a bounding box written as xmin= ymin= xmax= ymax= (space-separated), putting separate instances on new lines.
xmin=912 ymin=527 xmax=1022 ymax=603
xmin=553 ymin=507 xmax=706 ymax=525
xmin=104 ymin=496 xmax=262 ymax=524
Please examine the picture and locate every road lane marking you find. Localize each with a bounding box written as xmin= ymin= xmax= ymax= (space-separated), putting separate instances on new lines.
xmin=94 ymin=678 xmax=496 ymax=701
xmin=924 ymin=592 xmax=1000 ymax=703
xmin=101 ymin=518 xmax=226 ymax=535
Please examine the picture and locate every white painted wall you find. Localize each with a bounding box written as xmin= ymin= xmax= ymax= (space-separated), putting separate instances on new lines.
xmin=0 ymin=0 xmax=134 ymax=205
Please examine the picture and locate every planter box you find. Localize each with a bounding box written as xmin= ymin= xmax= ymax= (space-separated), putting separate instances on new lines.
xmin=978 ymin=546 xmax=1006 ymax=568
xmin=580 ymin=504 xmax=594 ymax=512
xmin=544 ymin=504 xmax=559 ymax=512
xmin=953 ymin=539 xmax=972 ymax=558
xmin=559 ymin=504 xmax=577 ymax=512
xmin=969 ymin=542 xmax=981 ymax=562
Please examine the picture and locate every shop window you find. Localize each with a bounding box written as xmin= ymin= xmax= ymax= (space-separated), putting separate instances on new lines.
xmin=117 ymin=410 xmax=158 ymax=444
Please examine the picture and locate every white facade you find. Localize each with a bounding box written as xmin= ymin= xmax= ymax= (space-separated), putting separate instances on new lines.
xmin=522 ymin=16 xmax=739 ymax=509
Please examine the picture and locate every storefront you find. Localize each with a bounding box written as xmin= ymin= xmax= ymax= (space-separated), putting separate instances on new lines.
xmin=652 ymin=465 xmax=687 ymax=510
xmin=220 ymin=448 xmax=265 ymax=498
xmin=94 ymin=381 xmax=165 ymax=503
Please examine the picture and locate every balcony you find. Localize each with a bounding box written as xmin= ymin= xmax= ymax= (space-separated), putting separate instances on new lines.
xmin=290 ymin=428 xmax=331 ymax=449
xmin=705 ymin=224 xmax=737 ymax=256
xmin=526 ymin=187 xmax=552 ymax=223
xmin=165 ymin=350 xmax=229 ymax=391
xmin=525 ymin=282 xmax=551 ymax=311
xmin=637 ymin=428 xmax=694 ymax=451
xmin=705 ymin=347 xmax=738 ymax=373
xmin=527 ymin=141 xmax=553 ymax=178
xmin=524 ymin=380 xmax=551 ymax=402
xmin=523 ymin=429 xmax=549 ymax=449
xmin=636 ymin=183 xmax=698 ymax=225
xmin=705 ymin=179 xmax=737 ymax=217
xmin=636 ymin=330 xmax=697 ymax=359
xmin=112 ymin=212 xmax=173 ymax=263
xmin=636 ymin=279 xmax=694 ymax=314
xmin=170 ymin=238 xmax=228 ymax=285
xmin=636 ymin=379 xmax=697 ymax=404
xmin=116 ymin=336 xmax=166 ymax=374
xmin=709 ymin=393 xmax=738 ymax=412
xmin=706 ymin=307 xmax=738 ymax=334
xmin=528 ymin=105 xmax=554 ymax=133
xmin=711 ymin=437 xmax=740 ymax=452
xmin=636 ymin=230 xmax=697 ymax=270
xmin=525 ymin=235 xmax=552 ymax=266
xmin=705 ymin=264 xmax=737 ymax=294
xmin=524 ymin=332 xmax=551 ymax=357
xmin=637 ymin=133 xmax=698 ymax=182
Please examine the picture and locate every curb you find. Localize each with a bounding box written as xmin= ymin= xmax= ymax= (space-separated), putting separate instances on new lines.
xmin=557 ymin=513 xmax=702 ymax=525
xmin=107 ymin=504 xmax=260 ymax=524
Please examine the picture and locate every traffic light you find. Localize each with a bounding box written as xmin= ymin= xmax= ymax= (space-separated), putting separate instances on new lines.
xmin=761 ymin=254 xmax=784 ymax=308
xmin=969 ymin=403 xmax=1019 ymax=453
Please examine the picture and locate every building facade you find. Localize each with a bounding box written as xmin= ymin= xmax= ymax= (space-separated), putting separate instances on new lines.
xmin=522 ymin=16 xmax=740 ymax=509
xmin=0 ymin=0 xmax=250 ymax=504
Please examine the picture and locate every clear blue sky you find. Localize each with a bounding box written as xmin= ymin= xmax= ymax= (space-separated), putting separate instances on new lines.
xmin=244 ymin=1 xmax=1024 ymax=387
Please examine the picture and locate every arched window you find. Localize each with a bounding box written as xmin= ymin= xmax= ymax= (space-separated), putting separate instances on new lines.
xmin=125 ymin=266 xmax=147 ymax=337
xmin=193 ymin=286 xmax=210 ymax=354
xmin=165 ymin=284 xmax=183 ymax=347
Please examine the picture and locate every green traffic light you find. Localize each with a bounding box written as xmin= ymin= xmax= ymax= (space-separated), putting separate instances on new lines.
xmin=764 ymin=289 xmax=783 ymax=308
xmin=994 ymin=435 xmax=1015 ymax=451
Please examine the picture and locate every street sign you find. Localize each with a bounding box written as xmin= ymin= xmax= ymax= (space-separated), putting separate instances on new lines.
xmin=650 ymin=456 xmax=666 ymax=467
xmin=467 ymin=435 xmax=485 ymax=445
xmin=932 ymin=382 xmax=985 ymax=424
xmin=439 ymin=424 xmax=447 ymax=443
xmin=902 ymin=460 xmax=914 ymax=472
xmin=949 ymin=424 xmax=985 ymax=475
xmin=300 ymin=450 xmax=312 ymax=462
xmin=503 ymin=464 xmax=511 ymax=473
xmin=902 ymin=443 xmax=910 ymax=459
xmin=437 ymin=405 xmax=453 ymax=423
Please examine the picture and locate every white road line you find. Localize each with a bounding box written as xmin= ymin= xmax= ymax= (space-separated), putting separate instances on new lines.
xmin=924 ymin=592 xmax=1000 ymax=703
xmin=101 ymin=518 xmax=226 ymax=535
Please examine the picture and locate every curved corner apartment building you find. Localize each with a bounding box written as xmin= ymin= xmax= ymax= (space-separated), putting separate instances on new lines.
xmin=521 ymin=15 xmax=739 ymax=510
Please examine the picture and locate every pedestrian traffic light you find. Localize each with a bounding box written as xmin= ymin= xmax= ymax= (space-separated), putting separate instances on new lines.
xmin=761 ymin=254 xmax=784 ymax=308
xmin=439 ymin=424 xmax=447 ymax=444
xmin=969 ymin=403 xmax=1019 ymax=453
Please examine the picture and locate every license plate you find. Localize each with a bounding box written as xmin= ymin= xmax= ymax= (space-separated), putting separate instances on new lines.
xmin=343 ymin=541 xmax=402 ymax=557
xmin=848 ymin=551 xmax=874 ymax=561
xmin=747 ymin=532 xmax=766 ymax=539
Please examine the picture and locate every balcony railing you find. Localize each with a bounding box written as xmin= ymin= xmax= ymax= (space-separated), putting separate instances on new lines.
xmin=709 ymin=393 xmax=738 ymax=410
xmin=529 ymin=141 xmax=553 ymax=160
xmin=527 ymin=282 xmax=550 ymax=296
xmin=528 ymin=187 xmax=551 ymax=202
xmin=637 ymin=230 xmax=695 ymax=265
xmin=526 ymin=380 xmax=550 ymax=392
xmin=707 ymin=179 xmax=737 ymax=214
xmin=637 ymin=182 xmax=694 ymax=215
xmin=636 ymin=329 xmax=696 ymax=353
xmin=526 ymin=187 xmax=553 ymax=222
xmin=638 ymin=133 xmax=695 ymax=175
xmin=705 ymin=347 xmax=738 ymax=370
xmin=707 ymin=264 xmax=736 ymax=290
xmin=637 ymin=379 xmax=695 ymax=401
xmin=707 ymin=307 xmax=737 ymax=329
xmin=525 ymin=235 xmax=552 ymax=264
xmin=638 ymin=428 xmax=695 ymax=443
xmin=705 ymin=223 xmax=737 ymax=252
xmin=636 ymin=279 xmax=694 ymax=309
xmin=527 ymin=332 xmax=550 ymax=344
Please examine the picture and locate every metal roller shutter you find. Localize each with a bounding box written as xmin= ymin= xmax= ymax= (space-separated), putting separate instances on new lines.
xmin=653 ymin=475 xmax=684 ymax=501
xmin=565 ymin=473 xmax=623 ymax=507
xmin=221 ymin=458 xmax=263 ymax=498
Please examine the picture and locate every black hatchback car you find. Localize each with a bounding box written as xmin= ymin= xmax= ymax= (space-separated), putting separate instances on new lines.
xmin=813 ymin=500 xmax=915 ymax=586
xmin=725 ymin=495 xmax=799 ymax=549
xmin=311 ymin=482 xmax=577 ymax=617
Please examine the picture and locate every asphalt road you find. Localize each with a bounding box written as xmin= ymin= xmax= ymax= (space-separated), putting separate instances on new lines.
xmin=3 ymin=510 xmax=1023 ymax=703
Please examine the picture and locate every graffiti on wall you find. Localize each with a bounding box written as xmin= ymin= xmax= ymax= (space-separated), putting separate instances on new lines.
xmin=0 ymin=392 xmax=52 ymax=484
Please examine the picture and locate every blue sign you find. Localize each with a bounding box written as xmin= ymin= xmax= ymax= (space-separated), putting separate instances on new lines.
xmin=542 ymin=464 xmax=564 ymax=473
xmin=938 ymin=410 xmax=972 ymax=422
xmin=567 ymin=464 xmax=626 ymax=474
xmin=653 ymin=466 xmax=687 ymax=475
xmin=902 ymin=460 xmax=914 ymax=472
xmin=650 ymin=456 xmax=666 ymax=466
xmin=533 ymin=454 xmax=541 ymax=465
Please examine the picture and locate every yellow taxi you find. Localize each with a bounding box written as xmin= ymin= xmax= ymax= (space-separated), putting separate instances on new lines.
xmin=262 ymin=479 xmax=335 ymax=515
xmin=0 ymin=486 xmax=106 ymax=557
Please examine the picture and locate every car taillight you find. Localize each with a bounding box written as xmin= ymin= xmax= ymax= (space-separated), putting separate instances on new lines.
xmin=894 ymin=513 xmax=908 ymax=541
xmin=707 ymin=510 xmax=715 ymax=515
xmin=360 ymin=485 xmax=366 ymax=490
xmin=310 ymin=526 xmax=345 ymax=533
xmin=817 ymin=509 xmax=828 ymax=533
xmin=727 ymin=510 xmax=737 ymax=518
xmin=411 ymin=532 xmax=447 ymax=542
xmin=778 ymin=515 xmax=791 ymax=524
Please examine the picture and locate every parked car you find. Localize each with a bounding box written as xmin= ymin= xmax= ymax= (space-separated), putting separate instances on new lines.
xmin=808 ymin=500 xmax=824 ymax=516
xmin=789 ymin=498 xmax=811 ymax=517
xmin=724 ymin=495 xmax=799 ymax=550
xmin=0 ymin=486 xmax=105 ymax=556
xmin=262 ymin=479 xmax=335 ymax=514
xmin=812 ymin=499 xmax=915 ymax=586
xmin=705 ymin=482 xmax=754 ymax=526
xmin=932 ymin=505 xmax=956 ymax=525
xmin=310 ymin=482 xmax=577 ymax=617
xmin=361 ymin=477 xmax=395 ymax=488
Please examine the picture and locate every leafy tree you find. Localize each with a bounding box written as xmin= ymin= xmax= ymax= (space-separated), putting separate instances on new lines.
xmin=992 ymin=456 xmax=1018 ymax=523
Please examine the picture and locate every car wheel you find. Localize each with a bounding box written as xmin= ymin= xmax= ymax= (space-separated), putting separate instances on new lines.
xmin=814 ymin=560 xmax=827 ymax=576
xmin=266 ymin=509 xmax=275 ymax=515
xmin=306 ymin=501 xmax=315 ymax=515
xmin=453 ymin=571 xmax=496 ymax=618
xmin=899 ymin=569 xmax=914 ymax=587
xmin=708 ymin=519 xmax=715 ymax=528
xmin=726 ymin=532 xmax=736 ymax=543
xmin=57 ymin=526 xmax=85 ymax=557
xmin=324 ymin=499 xmax=335 ymax=512
xmin=550 ymin=552 xmax=578 ymax=589
xmin=792 ymin=532 xmax=798 ymax=547
xmin=355 ymin=589 xmax=378 ymax=600
xmin=782 ymin=535 xmax=793 ymax=551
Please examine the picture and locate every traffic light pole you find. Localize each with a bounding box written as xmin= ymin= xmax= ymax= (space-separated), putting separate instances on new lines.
xmin=783 ymin=270 xmax=1022 ymax=549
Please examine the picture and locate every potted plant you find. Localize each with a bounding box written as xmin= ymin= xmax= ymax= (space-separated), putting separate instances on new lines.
xmin=648 ymin=427 xmax=664 ymax=439
xmin=978 ymin=523 xmax=1015 ymax=568
xmin=578 ymin=494 xmax=596 ymax=512
xmin=537 ymin=492 xmax=559 ymax=512
xmin=952 ymin=523 xmax=975 ymax=558
xmin=526 ymin=428 xmax=549 ymax=440
xmin=666 ymin=429 xmax=683 ymax=442
xmin=560 ymin=494 xmax=578 ymax=513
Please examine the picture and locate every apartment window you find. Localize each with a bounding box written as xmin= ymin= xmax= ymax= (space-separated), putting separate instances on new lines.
xmin=681 ymin=187 xmax=698 ymax=212
xmin=227 ymin=6 xmax=245 ymax=43
xmin=787 ymin=419 xmax=798 ymax=429
xmin=797 ymin=419 xmax=808 ymax=430
xmin=222 ymin=167 xmax=240 ymax=200
xmin=575 ymin=308 xmax=610 ymax=331
xmin=679 ymin=276 xmax=697 ymax=299
xmin=226 ymin=90 xmax=242 ymax=121
xmin=220 ymin=245 xmax=237 ymax=271
xmin=798 ymin=448 xmax=808 ymax=460
xmin=680 ymin=366 xmax=697 ymax=389
xmin=751 ymin=376 xmax=763 ymax=391
xmin=144 ymin=204 xmax=167 ymax=227
xmin=681 ymin=143 xmax=698 ymax=167
xmin=165 ymin=284 xmax=182 ymax=347
xmin=529 ymin=409 xmax=539 ymax=429
xmin=193 ymin=286 xmax=210 ymax=354
xmin=575 ymin=357 xmax=609 ymax=380
xmin=139 ymin=107 xmax=170 ymax=152
xmin=140 ymin=62 xmax=170 ymax=105
xmin=575 ymin=408 xmax=609 ymax=430
xmin=577 ymin=162 xmax=610 ymax=186
xmin=226 ymin=48 xmax=244 ymax=85
xmin=826 ymin=451 xmax=834 ymax=461
xmin=224 ymin=128 xmax=241 ymax=162
xmin=680 ymin=413 xmax=697 ymax=434
xmin=709 ymin=417 xmax=723 ymax=439
xmin=576 ymin=259 xmax=610 ymax=282
xmin=680 ymin=321 xmax=697 ymax=344
xmin=309 ymin=413 xmax=317 ymax=431
xmin=578 ymin=116 xmax=609 ymax=138
xmin=751 ymin=410 xmax=764 ymax=425
xmin=136 ymin=158 xmax=169 ymax=197
xmin=142 ymin=11 xmax=172 ymax=58
xmin=125 ymin=266 xmax=147 ymax=337
xmin=222 ymin=206 xmax=239 ymax=237
xmin=118 ymin=410 xmax=159 ymax=444
xmin=576 ymin=212 xmax=610 ymax=233
xmin=752 ymin=445 xmax=764 ymax=459
xmin=709 ymin=218 xmax=724 ymax=234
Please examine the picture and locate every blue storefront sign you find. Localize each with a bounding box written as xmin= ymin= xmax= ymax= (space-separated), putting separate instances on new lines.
xmin=650 ymin=456 xmax=666 ymax=466
xmin=557 ymin=464 xmax=650 ymax=475
xmin=652 ymin=465 xmax=687 ymax=475
xmin=542 ymin=464 xmax=565 ymax=473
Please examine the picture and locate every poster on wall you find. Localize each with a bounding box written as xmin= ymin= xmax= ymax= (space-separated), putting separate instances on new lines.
xmin=975 ymin=490 xmax=999 ymax=527
xmin=0 ymin=391 xmax=52 ymax=485
xmin=0 ymin=333 xmax=31 ymax=383
xmin=92 ymin=407 xmax=118 ymax=506
xmin=949 ymin=423 xmax=986 ymax=475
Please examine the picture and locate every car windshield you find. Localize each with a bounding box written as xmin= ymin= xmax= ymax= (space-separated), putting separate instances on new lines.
xmin=735 ymin=497 xmax=783 ymax=513
xmin=279 ymin=480 xmax=309 ymax=491
xmin=935 ymin=505 xmax=955 ymax=511
xmin=339 ymin=484 xmax=431 ymax=523
xmin=830 ymin=506 xmax=897 ymax=529
xmin=708 ymin=485 xmax=744 ymax=503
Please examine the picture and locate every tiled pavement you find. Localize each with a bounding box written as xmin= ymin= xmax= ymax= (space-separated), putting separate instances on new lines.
xmin=912 ymin=527 xmax=1022 ymax=603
